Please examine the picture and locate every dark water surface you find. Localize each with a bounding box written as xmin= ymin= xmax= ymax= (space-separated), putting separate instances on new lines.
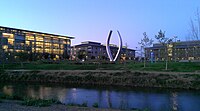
xmin=0 ymin=83 xmax=200 ymax=111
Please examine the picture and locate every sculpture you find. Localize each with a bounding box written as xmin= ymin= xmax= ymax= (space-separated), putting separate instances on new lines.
xmin=106 ymin=30 xmax=123 ymax=61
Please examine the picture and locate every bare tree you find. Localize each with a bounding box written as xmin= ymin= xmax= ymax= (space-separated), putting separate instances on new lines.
xmin=138 ymin=32 xmax=153 ymax=68
xmin=190 ymin=8 xmax=200 ymax=40
xmin=155 ymin=30 xmax=173 ymax=70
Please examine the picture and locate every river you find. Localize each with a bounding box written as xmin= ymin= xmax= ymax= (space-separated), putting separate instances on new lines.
xmin=0 ymin=83 xmax=200 ymax=111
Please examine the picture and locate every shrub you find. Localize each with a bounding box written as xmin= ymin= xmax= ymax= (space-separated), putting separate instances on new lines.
xmin=0 ymin=94 xmax=23 ymax=100
xmin=92 ymin=102 xmax=99 ymax=108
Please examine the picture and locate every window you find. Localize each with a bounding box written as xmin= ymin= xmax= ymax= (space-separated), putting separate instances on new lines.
xmin=36 ymin=42 xmax=43 ymax=48
xmin=35 ymin=36 xmax=43 ymax=41
xmin=15 ymin=35 xmax=25 ymax=40
xmin=26 ymin=35 xmax=35 ymax=41
xmin=53 ymin=49 xmax=59 ymax=54
xmin=44 ymin=37 xmax=51 ymax=42
xmin=45 ymin=49 xmax=51 ymax=53
xmin=52 ymin=44 xmax=59 ymax=49
xmin=26 ymin=41 xmax=30 ymax=45
xmin=45 ymin=43 xmax=51 ymax=48
xmin=67 ymin=40 xmax=71 ymax=44
xmin=3 ymin=33 xmax=14 ymax=45
xmin=60 ymin=45 xmax=64 ymax=49
xmin=0 ymin=28 xmax=5 ymax=31
xmin=36 ymin=48 xmax=43 ymax=53
xmin=52 ymin=38 xmax=58 ymax=43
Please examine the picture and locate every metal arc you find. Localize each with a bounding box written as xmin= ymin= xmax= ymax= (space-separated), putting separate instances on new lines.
xmin=113 ymin=31 xmax=123 ymax=61
xmin=106 ymin=30 xmax=113 ymax=61
xmin=106 ymin=30 xmax=123 ymax=62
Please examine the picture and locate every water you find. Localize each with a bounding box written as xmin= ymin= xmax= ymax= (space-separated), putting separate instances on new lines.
xmin=0 ymin=83 xmax=200 ymax=111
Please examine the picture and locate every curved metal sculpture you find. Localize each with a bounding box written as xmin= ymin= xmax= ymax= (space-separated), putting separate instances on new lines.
xmin=106 ymin=30 xmax=123 ymax=61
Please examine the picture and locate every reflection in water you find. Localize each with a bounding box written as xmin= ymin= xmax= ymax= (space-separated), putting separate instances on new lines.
xmin=97 ymin=90 xmax=103 ymax=107
xmin=106 ymin=90 xmax=112 ymax=108
xmin=171 ymin=92 xmax=178 ymax=111
xmin=118 ymin=91 xmax=129 ymax=109
xmin=70 ymin=88 xmax=77 ymax=103
xmin=1 ymin=83 xmax=200 ymax=111
xmin=3 ymin=85 xmax=13 ymax=95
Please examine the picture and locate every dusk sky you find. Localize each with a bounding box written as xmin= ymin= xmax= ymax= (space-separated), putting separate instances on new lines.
xmin=0 ymin=0 xmax=200 ymax=49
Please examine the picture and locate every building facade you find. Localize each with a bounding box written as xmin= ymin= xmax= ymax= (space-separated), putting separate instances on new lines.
xmin=71 ymin=41 xmax=135 ymax=61
xmin=0 ymin=26 xmax=74 ymax=62
xmin=145 ymin=40 xmax=200 ymax=62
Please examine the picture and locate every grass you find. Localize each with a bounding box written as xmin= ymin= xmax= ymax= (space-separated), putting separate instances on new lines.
xmin=127 ymin=62 xmax=200 ymax=72
xmin=1 ymin=61 xmax=200 ymax=72
xmin=21 ymin=98 xmax=57 ymax=107
xmin=0 ymin=93 xmax=60 ymax=107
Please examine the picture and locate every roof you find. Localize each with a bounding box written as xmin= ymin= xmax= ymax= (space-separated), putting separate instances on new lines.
xmin=0 ymin=26 xmax=75 ymax=39
xmin=72 ymin=43 xmax=102 ymax=48
xmin=72 ymin=41 xmax=135 ymax=51
xmin=81 ymin=41 xmax=101 ymax=45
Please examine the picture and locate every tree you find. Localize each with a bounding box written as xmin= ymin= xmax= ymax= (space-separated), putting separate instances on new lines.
xmin=138 ymin=32 xmax=153 ymax=68
xmin=43 ymin=53 xmax=50 ymax=59
xmin=77 ymin=50 xmax=86 ymax=60
xmin=101 ymin=56 xmax=106 ymax=60
xmin=15 ymin=52 xmax=29 ymax=62
xmin=50 ymin=54 xmax=56 ymax=60
xmin=190 ymin=8 xmax=200 ymax=40
xmin=15 ymin=52 xmax=30 ymax=68
xmin=155 ymin=30 xmax=173 ymax=70
xmin=91 ymin=56 xmax=95 ymax=59
xmin=63 ymin=53 xmax=70 ymax=60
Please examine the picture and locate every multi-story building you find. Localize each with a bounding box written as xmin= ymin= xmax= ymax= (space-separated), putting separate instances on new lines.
xmin=145 ymin=40 xmax=200 ymax=62
xmin=71 ymin=41 xmax=135 ymax=61
xmin=0 ymin=26 xmax=74 ymax=62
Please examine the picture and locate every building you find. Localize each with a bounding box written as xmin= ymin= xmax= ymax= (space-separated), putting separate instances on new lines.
xmin=0 ymin=26 xmax=74 ymax=62
xmin=145 ymin=40 xmax=200 ymax=62
xmin=71 ymin=41 xmax=135 ymax=61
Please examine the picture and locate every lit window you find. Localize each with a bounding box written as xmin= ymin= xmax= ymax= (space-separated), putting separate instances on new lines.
xmin=26 ymin=41 xmax=30 ymax=45
xmin=36 ymin=36 xmax=43 ymax=41
xmin=26 ymin=35 xmax=35 ymax=41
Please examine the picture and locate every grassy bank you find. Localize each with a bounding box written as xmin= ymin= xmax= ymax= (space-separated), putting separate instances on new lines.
xmin=1 ymin=70 xmax=200 ymax=90
xmin=1 ymin=61 xmax=200 ymax=72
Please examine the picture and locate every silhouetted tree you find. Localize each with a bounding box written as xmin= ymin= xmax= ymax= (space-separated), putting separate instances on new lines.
xmin=15 ymin=52 xmax=29 ymax=62
xmin=155 ymin=30 xmax=173 ymax=70
xmin=50 ymin=54 xmax=55 ymax=60
xmin=138 ymin=32 xmax=153 ymax=68
xmin=77 ymin=50 xmax=86 ymax=60
xmin=15 ymin=52 xmax=30 ymax=68
xmin=3 ymin=52 xmax=14 ymax=63
xmin=91 ymin=56 xmax=95 ymax=59
xmin=101 ymin=56 xmax=106 ymax=60
xmin=190 ymin=8 xmax=200 ymax=40
xmin=43 ymin=53 xmax=50 ymax=59
xmin=63 ymin=53 xmax=70 ymax=60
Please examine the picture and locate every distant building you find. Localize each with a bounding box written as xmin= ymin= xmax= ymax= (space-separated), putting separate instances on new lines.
xmin=145 ymin=40 xmax=200 ymax=61
xmin=71 ymin=41 xmax=135 ymax=61
xmin=0 ymin=26 xmax=74 ymax=62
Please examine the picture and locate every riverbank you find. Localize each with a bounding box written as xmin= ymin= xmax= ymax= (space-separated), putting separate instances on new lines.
xmin=1 ymin=70 xmax=200 ymax=90
xmin=0 ymin=100 xmax=121 ymax=111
